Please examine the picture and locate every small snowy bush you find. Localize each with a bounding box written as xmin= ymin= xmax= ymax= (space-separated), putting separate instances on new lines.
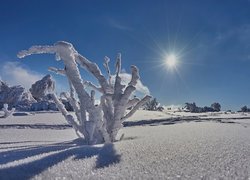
xmin=185 ymin=102 xmax=221 ymax=113
xmin=18 ymin=41 xmax=151 ymax=144
xmin=1 ymin=104 xmax=15 ymax=118
xmin=211 ymin=102 xmax=221 ymax=112
xmin=144 ymin=98 xmax=164 ymax=111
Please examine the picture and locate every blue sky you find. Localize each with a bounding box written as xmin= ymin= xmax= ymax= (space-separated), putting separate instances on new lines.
xmin=1 ymin=0 xmax=250 ymax=110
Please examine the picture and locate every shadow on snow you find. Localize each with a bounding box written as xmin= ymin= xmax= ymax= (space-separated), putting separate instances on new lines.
xmin=0 ymin=124 xmax=71 ymax=130
xmin=0 ymin=139 xmax=121 ymax=179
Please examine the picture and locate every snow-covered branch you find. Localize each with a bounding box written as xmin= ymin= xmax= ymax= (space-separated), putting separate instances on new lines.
xmin=84 ymin=81 xmax=103 ymax=93
xmin=127 ymin=97 xmax=140 ymax=109
xmin=17 ymin=45 xmax=56 ymax=58
xmin=128 ymin=65 xmax=140 ymax=86
xmin=103 ymin=56 xmax=112 ymax=85
xmin=115 ymin=53 xmax=121 ymax=75
xmin=122 ymin=95 xmax=151 ymax=121
xmin=50 ymin=93 xmax=84 ymax=138
xmin=60 ymin=92 xmax=81 ymax=122
xmin=76 ymin=55 xmax=110 ymax=93
xmin=48 ymin=67 xmax=66 ymax=75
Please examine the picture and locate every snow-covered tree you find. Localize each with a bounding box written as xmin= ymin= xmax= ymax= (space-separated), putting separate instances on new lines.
xmin=240 ymin=105 xmax=250 ymax=112
xmin=211 ymin=102 xmax=221 ymax=112
xmin=143 ymin=98 xmax=164 ymax=111
xmin=18 ymin=41 xmax=151 ymax=144
xmin=144 ymin=98 xmax=159 ymax=111
xmin=1 ymin=104 xmax=15 ymax=118
xmin=184 ymin=102 xmax=197 ymax=113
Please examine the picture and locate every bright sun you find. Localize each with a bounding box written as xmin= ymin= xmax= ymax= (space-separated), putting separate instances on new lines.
xmin=166 ymin=54 xmax=177 ymax=68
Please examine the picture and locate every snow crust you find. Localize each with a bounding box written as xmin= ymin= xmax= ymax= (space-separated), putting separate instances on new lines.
xmin=0 ymin=111 xmax=249 ymax=179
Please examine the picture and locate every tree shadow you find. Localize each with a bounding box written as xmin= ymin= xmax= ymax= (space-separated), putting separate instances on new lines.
xmin=0 ymin=140 xmax=53 ymax=145
xmin=122 ymin=118 xmax=182 ymax=127
xmin=0 ymin=139 xmax=121 ymax=179
xmin=0 ymin=140 xmax=54 ymax=150
xmin=95 ymin=143 xmax=121 ymax=169
xmin=0 ymin=124 xmax=71 ymax=130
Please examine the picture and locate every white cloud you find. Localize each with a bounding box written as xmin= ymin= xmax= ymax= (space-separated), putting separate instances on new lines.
xmin=0 ymin=62 xmax=43 ymax=90
xmin=0 ymin=62 xmax=150 ymax=96
xmin=111 ymin=73 xmax=150 ymax=96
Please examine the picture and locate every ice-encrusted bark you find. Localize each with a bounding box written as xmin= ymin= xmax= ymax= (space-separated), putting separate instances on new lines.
xmin=18 ymin=41 xmax=151 ymax=144
xmin=1 ymin=104 xmax=15 ymax=118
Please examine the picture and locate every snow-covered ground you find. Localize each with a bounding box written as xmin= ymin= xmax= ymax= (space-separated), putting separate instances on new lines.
xmin=0 ymin=110 xmax=250 ymax=179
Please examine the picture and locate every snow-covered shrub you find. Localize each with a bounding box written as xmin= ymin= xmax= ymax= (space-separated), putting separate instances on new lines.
xmin=1 ymin=104 xmax=15 ymax=118
xmin=203 ymin=106 xmax=214 ymax=112
xmin=144 ymin=98 xmax=158 ymax=111
xmin=211 ymin=102 xmax=221 ymax=112
xmin=0 ymin=81 xmax=26 ymax=109
xmin=60 ymin=98 xmax=74 ymax=111
xmin=30 ymin=101 xmax=57 ymax=111
xmin=29 ymin=74 xmax=55 ymax=101
xmin=241 ymin=106 xmax=248 ymax=112
xmin=15 ymin=91 xmax=37 ymax=111
xmin=157 ymin=106 xmax=164 ymax=112
xmin=18 ymin=41 xmax=151 ymax=144
xmin=240 ymin=105 xmax=250 ymax=112
xmin=185 ymin=102 xmax=221 ymax=113
xmin=0 ymin=80 xmax=37 ymax=111
xmin=184 ymin=102 xmax=198 ymax=112
xmin=144 ymin=98 xmax=163 ymax=111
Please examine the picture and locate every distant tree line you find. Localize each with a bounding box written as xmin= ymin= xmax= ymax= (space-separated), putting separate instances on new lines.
xmin=184 ymin=102 xmax=221 ymax=113
xmin=143 ymin=98 xmax=223 ymax=113
xmin=143 ymin=99 xmax=250 ymax=113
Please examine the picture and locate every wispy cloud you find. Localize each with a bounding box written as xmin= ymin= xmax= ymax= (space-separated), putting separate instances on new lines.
xmin=209 ymin=24 xmax=250 ymax=60
xmin=0 ymin=62 xmax=43 ymax=90
xmin=107 ymin=18 xmax=133 ymax=31
xmin=215 ymin=24 xmax=250 ymax=44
